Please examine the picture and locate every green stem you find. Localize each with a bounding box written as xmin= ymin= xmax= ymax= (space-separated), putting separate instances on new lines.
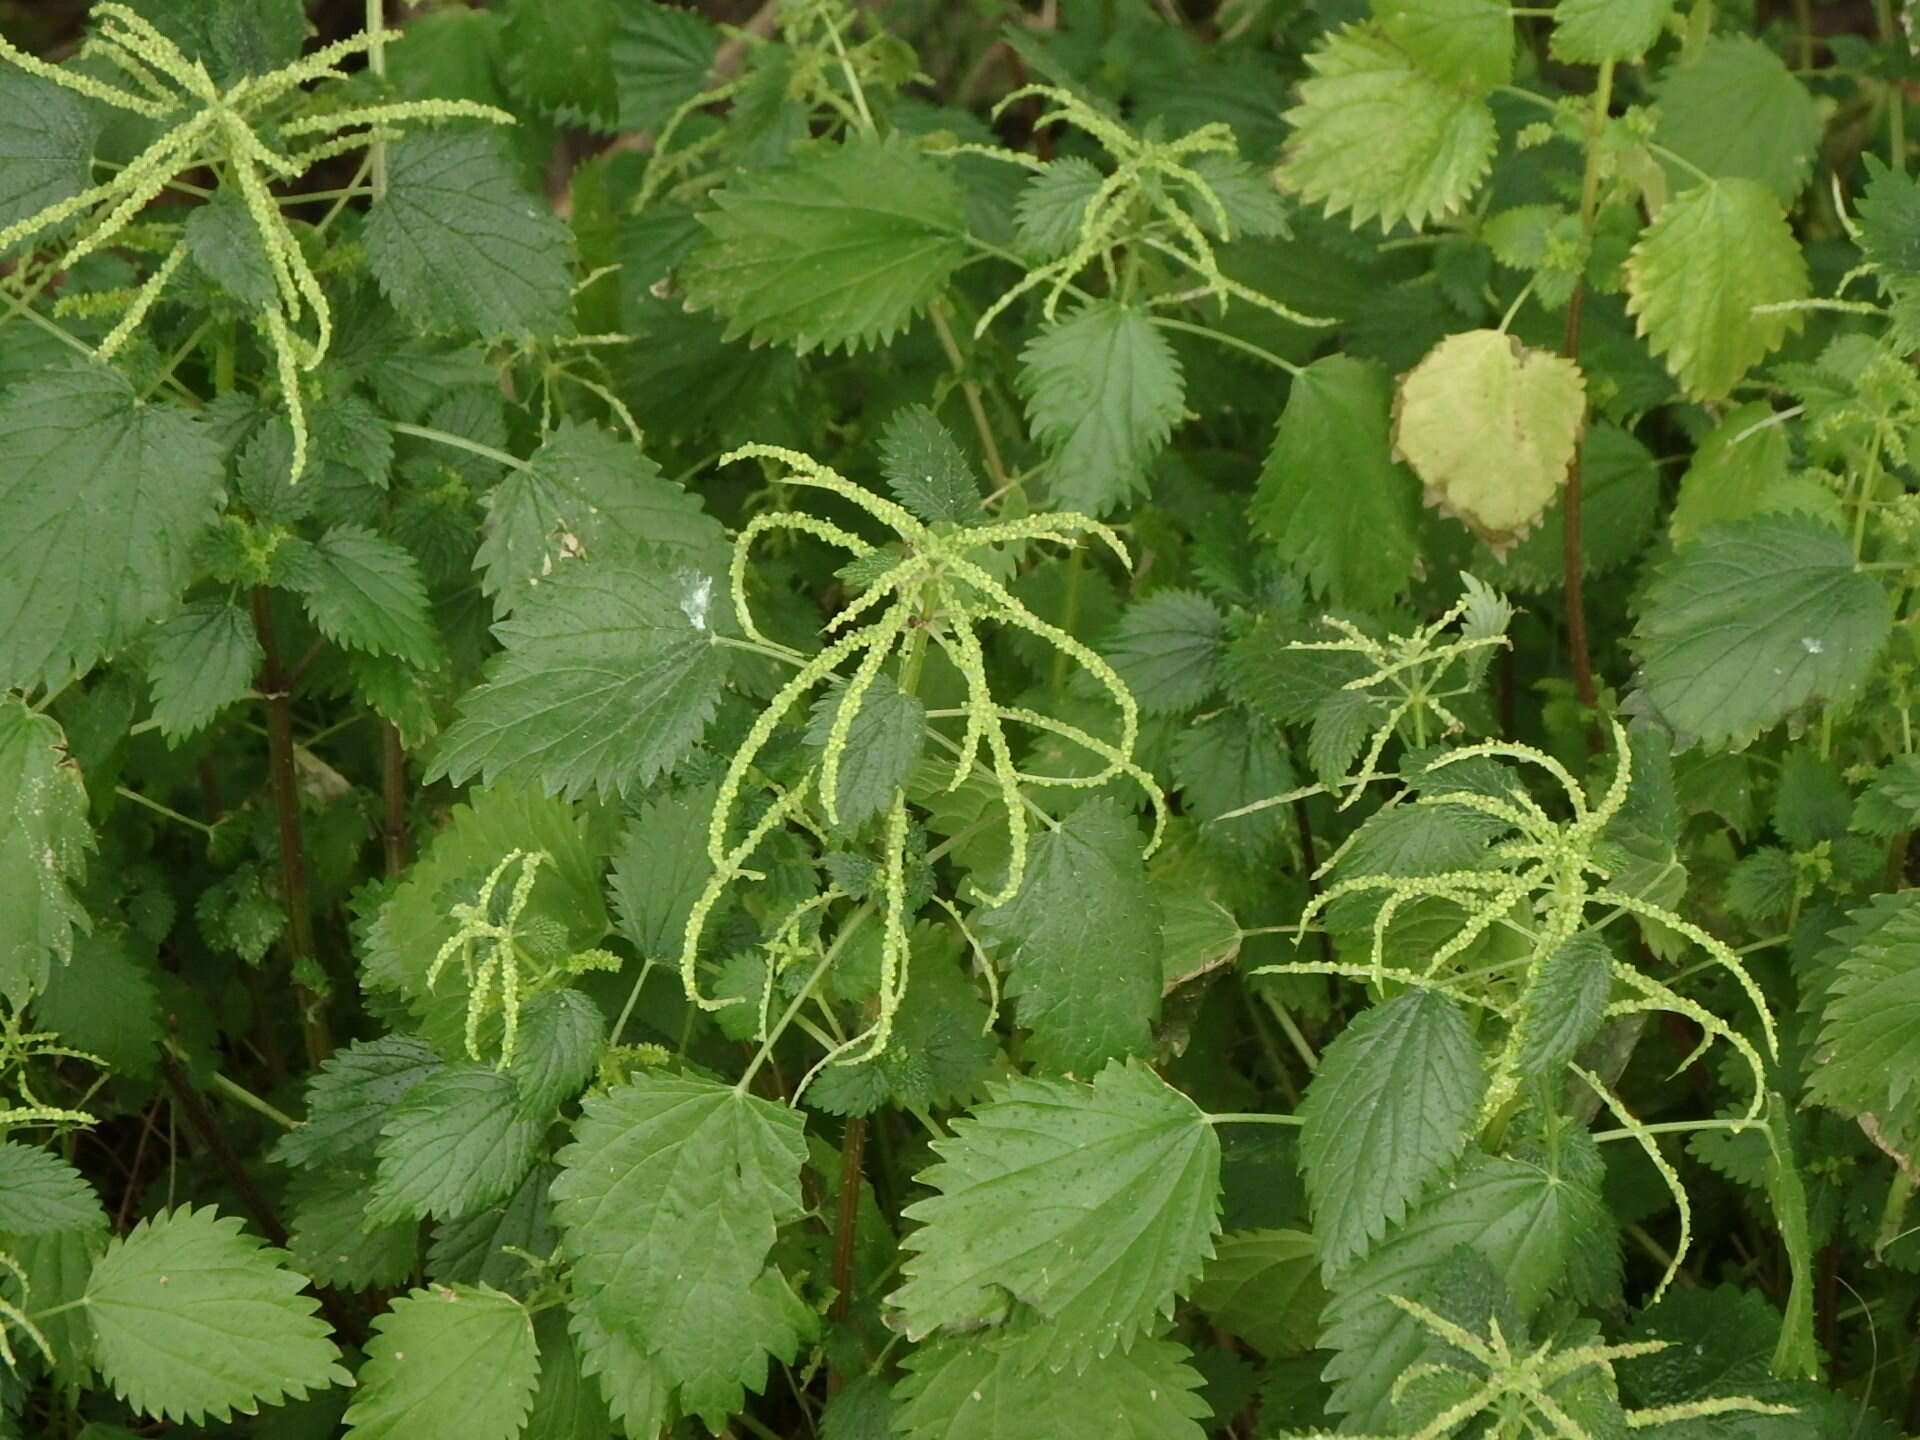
xmin=138 ymin=318 xmax=213 ymax=400
xmin=1558 ymin=58 xmax=1615 ymax=715
xmin=736 ymin=909 xmax=870 ymax=1095
xmin=1150 ymin=315 xmax=1303 ymax=376
xmin=1050 ymin=549 xmax=1085 ymax=694
xmin=390 ymin=421 xmax=530 ymax=471
xmin=1263 ymin=992 xmax=1320 ymax=1072
xmin=1874 ymin=0 xmax=1907 ymax=170
xmin=28 ymin=1298 xmax=89 ymax=1323
xmin=928 ymin=298 xmax=1010 ymax=493
xmin=1591 ymin=1116 xmax=1755 ymax=1143
xmin=823 ymin=7 xmax=876 ymax=135
xmin=610 ymin=957 xmax=660 ymax=1046
xmin=201 ymin=1065 xmax=298 ymax=1130
xmin=114 ymin=785 xmax=216 ymax=836
xmin=713 ymin=633 xmax=808 ymax=665
xmin=1205 ymin=1112 xmax=1305 ymax=1127
xmin=366 ymin=0 xmax=390 ymax=199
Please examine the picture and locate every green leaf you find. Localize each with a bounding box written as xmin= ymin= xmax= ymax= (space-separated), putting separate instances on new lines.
xmin=1275 ymin=24 xmax=1497 ymax=232
xmin=608 ymin=786 xmax=713 ymax=959
xmin=184 ymin=186 xmax=276 ymax=309
xmin=570 ymin=1305 xmax=673 ymax=1438
xmin=144 ymin=599 xmax=261 ymax=741
xmin=526 ymin=1307 xmax=616 ymax=1440
xmin=1632 ymin=515 xmax=1891 ymax=749
xmin=1300 ymin=989 xmax=1485 ymax=1276
xmin=823 ymin=1373 xmax=897 ymax=1440
xmin=1774 ymin=746 xmax=1851 ymax=849
xmin=681 ymin=136 xmax=968 ymax=354
xmin=86 ymin=1207 xmax=348 ymax=1425
xmin=476 ymin=419 xmax=726 ymax=617
xmin=426 ymin=1164 xmax=557 ymax=1297
xmin=507 ymin=988 xmax=605 ymax=1115
xmin=1186 ymin=155 xmax=1293 ymax=240
xmin=806 ymin=930 xmax=994 ymax=1117
xmin=1171 ymin=708 xmax=1295 ymax=859
xmin=878 ymin=405 xmax=985 ymax=526
xmin=0 ymin=698 xmax=90 ymax=1006
xmin=1668 ymin=401 xmax=1798 ymax=545
xmin=0 ymin=68 xmax=98 ymax=243
xmin=1392 ymin=329 xmax=1586 ymax=550
xmin=892 ymin=1059 xmax=1220 ymax=1367
xmin=502 ymin=0 xmax=617 ymax=130
xmin=1726 ymin=847 xmax=1795 ymax=923
xmin=31 ymin=930 xmax=160 ymax=1080
xmin=1253 ymin=355 xmax=1422 ymax=611
xmin=7 ymin=1226 xmax=97 ymax=1387
xmin=976 ymin=799 xmax=1163 ymax=1074
xmin=276 ymin=526 xmax=439 ymax=668
xmin=1192 ymin=1229 xmax=1324 ymax=1357
xmin=1020 ymin=302 xmax=1186 ymax=517
xmin=0 ymin=1143 xmax=105 ymax=1236
xmin=1550 ymin=0 xmax=1674 ymax=63
xmin=1492 ymin=423 xmax=1661 ymax=590
xmin=1016 ymin=158 xmax=1104 ymax=259
xmin=430 ymin=558 xmax=730 ymax=799
xmin=1513 ymin=933 xmax=1614 ymax=1075
xmin=285 ymin=1166 xmax=418 ymax=1291
xmin=1809 ymin=895 xmax=1920 ymax=1151
xmin=895 ymin=1332 xmax=1210 ymax=1440
xmin=1373 ymin=0 xmax=1512 ymax=94
xmin=1855 ymin=154 xmax=1920 ymax=285
xmin=1616 ymin=1287 xmax=1850 ymax=1437
xmin=274 ymin=1035 xmax=442 ymax=1170
xmin=1852 ymin=754 xmax=1920 ymax=837
xmin=369 ymin=1066 xmax=544 ymax=1224
xmin=806 ymin=674 xmax=927 ymax=828
xmin=0 ymin=369 xmax=223 ymax=692
xmin=362 ymin=784 xmax=609 ymax=1038
xmin=550 ymin=1072 xmax=811 ymax=1427
xmin=343 ymin=1284 xmax=539 ymax=1440
xmin=365 ymin=131 xmax=574 ymax=339
xmin=1321 ymin=1146 xmax=1613 ymax=1429
xmin=1654 ymin=35 xmax=1823 ymax=204
xmin=113 ymin=0 xmax=307 ymax=83
xmin=1625 ymin=179 xmax=1808 ymax=403
xmin=611 ymin=1 xmax=717 ymax=132
xmin=1101 ymin=590 xmax=1225 ymax=715
xmin=1158 ymin=887 xmax=1243 ymax=990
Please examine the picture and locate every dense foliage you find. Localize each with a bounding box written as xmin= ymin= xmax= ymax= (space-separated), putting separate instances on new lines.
xmin=0 ymin=0 xmax=1918 ymax=1435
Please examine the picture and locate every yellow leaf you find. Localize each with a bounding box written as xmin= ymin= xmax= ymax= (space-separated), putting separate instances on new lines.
xmin=1392 ymin=330 xmax=1587 ymax=553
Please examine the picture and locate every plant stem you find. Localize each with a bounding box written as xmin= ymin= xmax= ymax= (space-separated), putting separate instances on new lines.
xmin=610 ymin=957 xmax=660 ymax=1046
xmin=1263 ymin=992 xmax=1320 ymax=1072
xmin=390 ymin=420 xmax=529 ymax=471
xmin=928 ymin=299 xmax=1010 ymax=493
xmin=828 ymin=1115 xmax=868 ymax=1338
xmin=365 ymin=0 xmax=390 ymax=199
xmin=381 ymin=721 xmax=408 ymax=877
xmin=1205 ymin=1112 xmax=1305 ymax=1127
xmin=1874 ymin=0 xmax=1907 ymax=170
xmin=1050 ymin=548 xmax=1084 ymax=694
xmin=1150 ymin=315 xmax=1304 ymax=376
xmin=1558 ymin=59 xmax=1615 ymax=714
xmin=113 ymin=785 xmax=215 ymax=836
xmin=250 ymin=587 xmax=331 ymax=1066
xmin=205 ymin=1068 xmax=298 ymax=1131
xmin=736 ymin=920 xmax=862 ymax=1095
xmin=157 ymin=1045 xmax=366 ymax=1345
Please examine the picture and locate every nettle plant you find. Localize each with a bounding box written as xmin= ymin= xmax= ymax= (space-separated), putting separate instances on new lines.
xmin=3 ymin=0 xmax=1920 ymax=1437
